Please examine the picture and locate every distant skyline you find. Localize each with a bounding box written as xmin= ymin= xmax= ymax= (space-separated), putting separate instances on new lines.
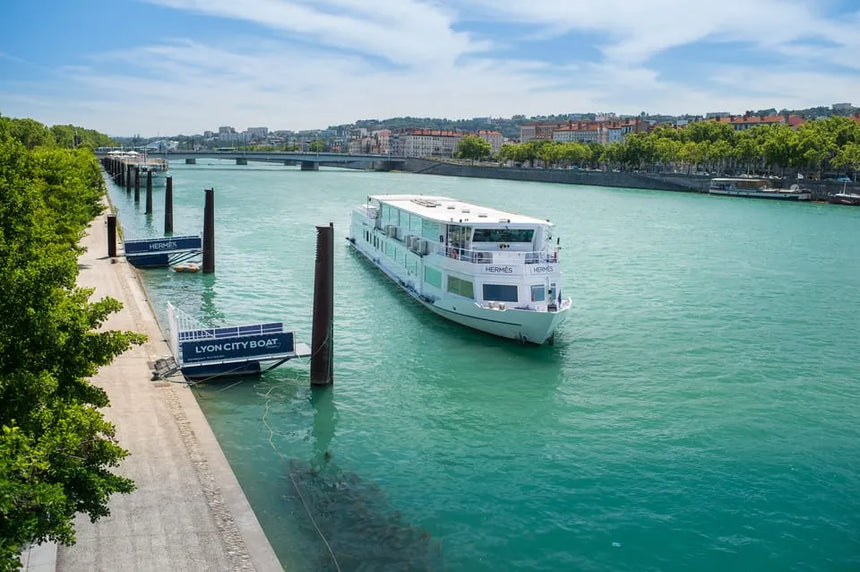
xmin=1 ymin=0 xmax=858 ymax=137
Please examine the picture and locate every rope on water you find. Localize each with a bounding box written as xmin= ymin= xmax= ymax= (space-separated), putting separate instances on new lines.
xmin=262 ymin=384 xmax=341 ymax=572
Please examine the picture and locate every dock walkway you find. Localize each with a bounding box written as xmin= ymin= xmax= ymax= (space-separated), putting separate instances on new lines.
xmin=26 ymin=206 xmax=283 ymax=571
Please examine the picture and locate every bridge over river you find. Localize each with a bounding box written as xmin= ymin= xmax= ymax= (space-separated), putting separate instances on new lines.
xmin=165 ymin=150 xmax=405 ymax=171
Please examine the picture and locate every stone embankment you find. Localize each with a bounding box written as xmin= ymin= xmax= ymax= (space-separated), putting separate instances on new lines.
xmin=24 ymin=204 xmax=284 ymax=571
xmin=403 ymin=158 xmax=856 ymax=201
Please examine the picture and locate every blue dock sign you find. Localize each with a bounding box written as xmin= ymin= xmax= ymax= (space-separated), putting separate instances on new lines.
xmin=125 ymin=235 xmax=202 ymax=256
xmin=180 ymin=332 xmax=295 ymax=364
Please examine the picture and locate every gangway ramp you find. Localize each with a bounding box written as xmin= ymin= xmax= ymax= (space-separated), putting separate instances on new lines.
xmin=164 ymin=303 xmax=311 ymax=381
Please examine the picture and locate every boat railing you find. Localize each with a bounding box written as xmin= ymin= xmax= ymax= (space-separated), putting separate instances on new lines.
xmin=432 ymin=243 xmax=557 ymax=265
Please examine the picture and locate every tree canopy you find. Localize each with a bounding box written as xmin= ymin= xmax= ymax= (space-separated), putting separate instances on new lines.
xmin=0 ymin=116 xmax=144 ymax=568
xmin=455 ymin=136 xmax=492 ymax=161
xmin=498 ymin=117 xmax=860 ymax=177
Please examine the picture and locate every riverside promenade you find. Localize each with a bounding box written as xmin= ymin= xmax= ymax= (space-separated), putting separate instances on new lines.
xmin=28 ymin=206 xmax=283 ymax=571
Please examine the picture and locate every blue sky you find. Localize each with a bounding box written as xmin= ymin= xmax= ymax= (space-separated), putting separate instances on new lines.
xmin=1 ymin=0 xmax=858 ymax=137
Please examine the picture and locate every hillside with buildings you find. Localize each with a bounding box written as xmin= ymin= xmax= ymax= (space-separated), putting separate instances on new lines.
xmin=116 ymin=104 xmax=859 ymax=167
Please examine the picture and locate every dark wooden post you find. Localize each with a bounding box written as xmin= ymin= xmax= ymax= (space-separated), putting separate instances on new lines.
xmin=202 ymin=188 xmax=215 ymax=273
xmin=145 ymin=171 xmax=153 ymax=214
xmin=164 ymin=176 xmax=174 ymax=234
xmin=311 ymin=222 xmax=334 ymax=385
xmin=107 ymin=214 xmax=117 ymax=258
xmin=125 ymin=164 xmax=132 ymax=193
xmin=134 ymin=167 xmax=140 ymax=202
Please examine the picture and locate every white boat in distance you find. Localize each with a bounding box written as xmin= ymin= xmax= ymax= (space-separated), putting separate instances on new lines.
xmin=348 ymin=194 xmax=571 ymax=344
xmin=107 ymin=150 xmax=169 ymax=186
xmin=708 ymin=177 xmax=810 ymax=200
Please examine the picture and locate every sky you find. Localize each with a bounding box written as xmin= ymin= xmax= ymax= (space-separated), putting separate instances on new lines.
xmin=1 ymin=0 xmax=859 ymax=137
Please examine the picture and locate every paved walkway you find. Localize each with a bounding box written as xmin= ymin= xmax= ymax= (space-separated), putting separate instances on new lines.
xmin=34 ymin=207 xmax=283 ymax=571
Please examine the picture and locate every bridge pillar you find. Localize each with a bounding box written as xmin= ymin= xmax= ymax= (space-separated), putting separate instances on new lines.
xmin=185 ymin=158 xmax=196 ymax=164
xmin=236 ymin=158 xmax=248 ymax=165
xmin=301 ymin=161 xmax=319 ymax=171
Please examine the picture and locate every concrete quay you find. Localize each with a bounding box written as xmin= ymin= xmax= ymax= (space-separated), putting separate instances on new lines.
xmin=28 ymin=206 xmax=283 ymax=571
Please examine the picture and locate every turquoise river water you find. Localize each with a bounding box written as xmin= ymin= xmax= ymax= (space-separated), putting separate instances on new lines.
xmin=106 ymin=161 xmax=860 ymax=571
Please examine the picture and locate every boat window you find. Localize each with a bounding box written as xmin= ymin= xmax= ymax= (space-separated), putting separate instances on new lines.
xmin=531 ymin=285 xmax=545 ymax=302
xmin=424 ymin=267 xmax=442 ymax=288
xmin=422 ymin=219 xmax=439 ymax=241
xmin=383 ymin=205 xmax=400 ymax=226
xmin=447 ymin=276 xmax=474 ymax=299
xmin=483 ymin=284 xmax=518 ymax=302
xmin=473 ymin=228 xmax=534 ymax=243
xmin=410 ymin=213 xmax=422 ymax=234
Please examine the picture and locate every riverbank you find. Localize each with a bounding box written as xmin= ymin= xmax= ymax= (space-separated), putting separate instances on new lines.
xmin=403 ymin=158 xmax=856 ymax=201
xmin=40 ymin=201 xmax=282 ymax=571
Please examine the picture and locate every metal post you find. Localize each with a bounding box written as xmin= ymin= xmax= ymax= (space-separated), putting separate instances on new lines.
xmin=164 ymin=177 xmax=173 ymax=234
xmin=145 ymin=171 xmax=153 ymax=214
xmin=202 ymin=188 xmax=215 ymax=273
xmin=134 ymin=167 xmax=140 ymax=202
xmin=311 ymin=223 xmax=334 ymax=385
xmin=107 ymin=214 xmax=117 ymax=258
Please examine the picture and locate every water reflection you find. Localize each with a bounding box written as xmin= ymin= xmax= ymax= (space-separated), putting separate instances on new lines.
xmin=310 ymin=386 xmax=336 ymax=469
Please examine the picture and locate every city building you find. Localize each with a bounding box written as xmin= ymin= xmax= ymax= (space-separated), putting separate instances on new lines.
xmin=715 ymin=113 xmax=805 ymax=130
xmin=553 ymin=122 xmax=606 ymax=144
xmin=391 ymin=129 xmax=465 ymax=158
xmin=245 ymin=127 xmax=269 ymax=141
xmin=475 ymin=130 xmax=504 ymax=155
xmin=520 ymin=121 xmax=572 ymax=142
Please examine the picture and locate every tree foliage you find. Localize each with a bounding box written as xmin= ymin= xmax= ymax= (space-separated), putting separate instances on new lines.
xmin=0 ymin=117 xmax=144 ymax=568
xmin=0 ymin=116 xmax=116 ymax=151
xmin=501 ymin=116 xmax=860 ymax=176
xmin=455 ymin=136 xmax=492 ymax=161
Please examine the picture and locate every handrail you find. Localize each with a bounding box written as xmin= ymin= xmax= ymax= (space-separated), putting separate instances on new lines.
xmin=432 ymin=243 xmax=558 ymax=264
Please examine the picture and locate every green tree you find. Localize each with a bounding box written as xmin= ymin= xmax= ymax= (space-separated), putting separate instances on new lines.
xmin=308 ymin=139 xmax=325 ymax=152
xmin=0 ymin=122 xmax=144 ymax=568
xmin=455 ymin=136 xmax=492 ymax=161
xmin=832 ymin=142 xmax=860 ymax=177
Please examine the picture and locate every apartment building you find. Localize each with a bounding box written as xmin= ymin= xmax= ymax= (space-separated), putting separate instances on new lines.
xmin=476 ymin=130 xmax=504 ymax=154
xmin=391 ymin=129 xmax=465 ymax=158
xmin=715 ymin=113 xmax=805 ymax=130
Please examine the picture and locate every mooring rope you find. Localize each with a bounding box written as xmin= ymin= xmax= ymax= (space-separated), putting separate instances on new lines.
xmin=262 ymin=384 xmax=341 ymax=572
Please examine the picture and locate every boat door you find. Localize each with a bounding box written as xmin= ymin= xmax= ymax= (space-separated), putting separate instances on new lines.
xmin=448 ymin=225 xmax=472 ymax=260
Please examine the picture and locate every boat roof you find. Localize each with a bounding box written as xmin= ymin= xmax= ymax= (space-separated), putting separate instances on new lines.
xmin=369 ymin=194 xmax=552 ymax=226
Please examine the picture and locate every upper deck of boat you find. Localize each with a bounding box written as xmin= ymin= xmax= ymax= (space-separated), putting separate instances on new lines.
xmin=369 ymin=194 xmax=551 ymax=227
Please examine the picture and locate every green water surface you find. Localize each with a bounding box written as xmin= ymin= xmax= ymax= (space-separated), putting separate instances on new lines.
xmin=108 ymin=162 xmax=860 ymax=571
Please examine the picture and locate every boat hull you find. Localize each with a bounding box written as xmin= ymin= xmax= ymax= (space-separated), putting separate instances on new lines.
xmin=828 ymin=194 xmax=860 ymax=206
xmin=708 ymin=189 xmax=810 ymax=200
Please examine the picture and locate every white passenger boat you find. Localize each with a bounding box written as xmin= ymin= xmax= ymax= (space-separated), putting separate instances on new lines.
xmin=708 ymin=178 xmax=810 ymax=200
xmin=348 ymin=195 xmax=571 ymax=344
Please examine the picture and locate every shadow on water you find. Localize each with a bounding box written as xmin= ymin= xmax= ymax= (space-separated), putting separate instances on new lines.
xmin=288 ymin=386 xmax=444 ymax=571
xmin=197 ymin=377 xmax=446 ymax=571
xmin=283 ymin=463 xmax=445 ymax=571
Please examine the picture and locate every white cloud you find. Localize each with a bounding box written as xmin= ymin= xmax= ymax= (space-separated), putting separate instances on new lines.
xmin=466 ymin=0 xmax=860 ymax=69
xmin=2 ymin=0 xmax=859 ymax=135
xmin=144 ymin=0 xmax=486 ymax=67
